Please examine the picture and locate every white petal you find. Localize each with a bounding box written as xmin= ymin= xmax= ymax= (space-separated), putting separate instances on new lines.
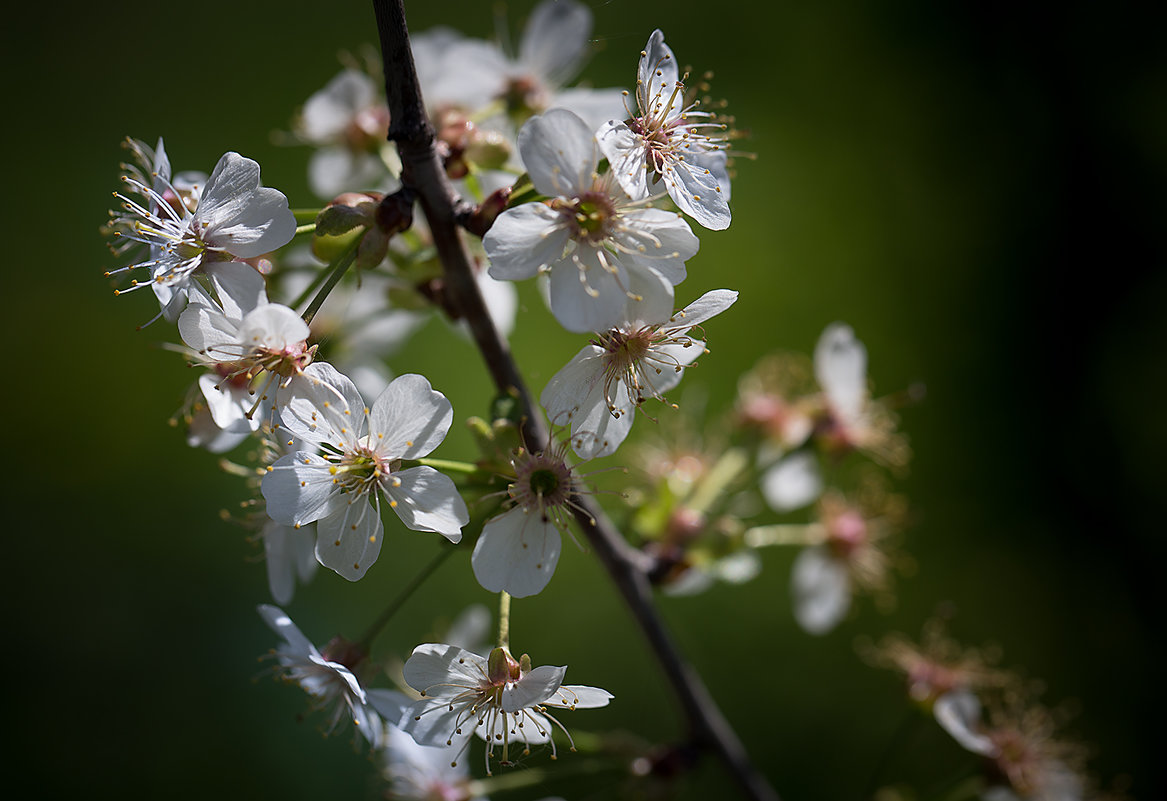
xmin=278 ymin=362 xmax=366 ymax=448
xmin=814 ymin=322 xmax=868 ymax=424
xmin=791 ymin=546 xmax=851 ymax=635
xmin=760 ymin=452 xmax=823 ymax=512
xmin=257 ymin=604 xmax=318 ymax=657
xmin=546 ymin=684 xmax=613 ymax=709
xmin=472 ymin=507 xmax=561 ymax=598
xmin=403 ymin=643 xmax=488 ymax=695
xmin=518 ymin=108 xmax=596 ymax=197
xmin=367 ymin=374 xmax=452 ymax=459
xmin=484 ymin=204 xmax=571 ymax=281
xmin=620 ymin=267 xmax=677 ymax=327
xmin=934 ymin=690 xmax=999 ymax=757
xmin=501 ymin=664 xmax=566 ymax=712
xmin=205 ymin=261 xmax=268 ymax=320
xmin=308 ymin=147 xmax=390 ymax=200
xmin=314 ymin=495 xmax=385 ymax=581
xmin=263 ymin=520 xmax=317 ymax=605
xmin=196 ymin=373 xmax=258 ymax=431
xmin=261 ymin=452 xmax=341 ymax=527
xmin=519 ymin=0 xmax=591 ymax=86
xmin=661 ymin=152 xmax=732 ymax=231
xmin=637 ymin=30 xmax=679 ymax=117
xmin=597 ymin=121 xmax=648 ymax=201
xmin=301 ymin=70 xmax=376 ymax=142
xmin=237 ymin=304 xmax=310 ymax=352
xmin=552 ymin=86 xmax=628 ymax=134
xmin=547 ymin=246 xmax=630 ymax=333
xmin=197 ymin=152 xmax=297 ymax=258
xmin=612 ymin=207 xmax=700 ymax=279
xmin=667 ymin=289 xmax=739 ymax=330
xmin=383 ymin=466 xmax=468 ymax=542
xmin=401 ymin=698 xmax=465 ymax=746
xmin=178 ymin=299 xmax=242 ymax=357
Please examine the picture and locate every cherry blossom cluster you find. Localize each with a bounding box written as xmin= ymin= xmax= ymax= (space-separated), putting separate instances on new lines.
xmin=100 ymin=2 xmax=1115 ymax=798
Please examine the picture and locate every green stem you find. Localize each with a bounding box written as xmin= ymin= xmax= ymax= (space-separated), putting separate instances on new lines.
xmin=686 ymin=446 xmax=751 ymax=517
xmin=301 ymin=238 xmax=360 ymax=325
xmin=356 ymin=544 xmax=456 ymax=649
xmin=292 ymin=208 xmax=323 ymax=224
xmin=466 ymin=759 xmax=611 ymax=796
xmin=407 ymin=457 xmax=481 ymax=474
xmin=294 ymin=223 xmax=316 ymax=237
xmin=742 ymin=523 xmax=826 ymax=548
xmin=497 ymin=591 xmax=511 ymax=651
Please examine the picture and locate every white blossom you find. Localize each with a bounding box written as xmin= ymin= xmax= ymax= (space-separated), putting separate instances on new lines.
xmin=471 ymin=441 xmax=586 ymax=597
xmin=484 ymin=108 xmax=698 ymax=333
xmin=541 ymin=287 xmax=738 ymax=458
xmin=262 ymin=364 xmax=468 ymax=580
xmin=109 ymin=149 xmax=296 ymax=319
xmin=297 ymin=69 xmax=394 ymax=199
xmin=597 ymin=30 xmax=731 ymax=230
xmin=400 ymin=643 xmax=612 ymax=775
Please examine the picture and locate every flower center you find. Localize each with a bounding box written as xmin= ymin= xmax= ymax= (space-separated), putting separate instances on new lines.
xmin=553 ymin=191 xmax=616 ymax=243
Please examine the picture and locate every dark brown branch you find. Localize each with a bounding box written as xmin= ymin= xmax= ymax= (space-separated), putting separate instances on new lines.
xmin=371 ymin=4 xmax=780 ymax=800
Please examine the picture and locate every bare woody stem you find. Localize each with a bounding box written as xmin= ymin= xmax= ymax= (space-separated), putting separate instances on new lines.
xmin=370 ymin=3 xmax=780 ymax=800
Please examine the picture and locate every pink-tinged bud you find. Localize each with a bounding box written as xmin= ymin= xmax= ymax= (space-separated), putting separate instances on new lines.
xmin=486 ymin=647 xmax=521 ymax=686
xmin=461 ymin=186 xmax=513 ymax=238
xmin=666 ymin=507 xmax=707 ymax=543
xmin=826 ymin=507 xmax=868 ymax=558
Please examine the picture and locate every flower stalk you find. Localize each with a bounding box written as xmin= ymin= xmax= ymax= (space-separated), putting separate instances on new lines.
xmin=371 ymin=3 xmax=780 ymax=799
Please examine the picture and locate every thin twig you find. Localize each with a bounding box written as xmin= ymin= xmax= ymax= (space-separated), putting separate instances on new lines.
xmin=370 ymin=3 xmax=780 ymax=799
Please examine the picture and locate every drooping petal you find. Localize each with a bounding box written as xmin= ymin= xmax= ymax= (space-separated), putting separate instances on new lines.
xmin=661 ymin=153 xmax=732 ymax=231
xmin=262 ymin=451 xmax=343 ymax=527
xmin=814 ymin=322 xmax=868 ymax=424
xmin=314 ymin=495 xmax=385 ymax=581
xmin=519 ymin=0 xmax=591 ymax=87
xmin=760 ymin=451 xmax=824 ymax=512
xmin=518 ymin=108 xmax=596 ymax=197
xmin=501 ymin=665 xmax=566 ymax=712
xmin=471 ymin=507 xmax=562 ymax=598
xmin=263 ymin=520 xmax=317 ymax=606
xmin=934 ymin=690 xmax=999 ymax=757
xmin=546 ymin=684 xmax=614 ymax=709
xmin=382 ymin=466 xmax=468 ymax=542
xmin=367 ymin=374 xmax=453 ymax=460
xmin=483 ymin=204 xmax=571 ymax=281
xmin=257 ymin=604 xmax=319 ymax=658
xmin=667 ymin=289 xmax=739 ymax=330
xmin=597 ymin=120 xmax=649 ymax=201
xmin=791 ymin=546 xmax=851 ymax=635
xmin=403 ymin=643 xmax=489 ymax=695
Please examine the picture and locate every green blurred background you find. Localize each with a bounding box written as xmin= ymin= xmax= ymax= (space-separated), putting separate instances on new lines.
xmin=5 ymin=0 xmax=1162 ymax=798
